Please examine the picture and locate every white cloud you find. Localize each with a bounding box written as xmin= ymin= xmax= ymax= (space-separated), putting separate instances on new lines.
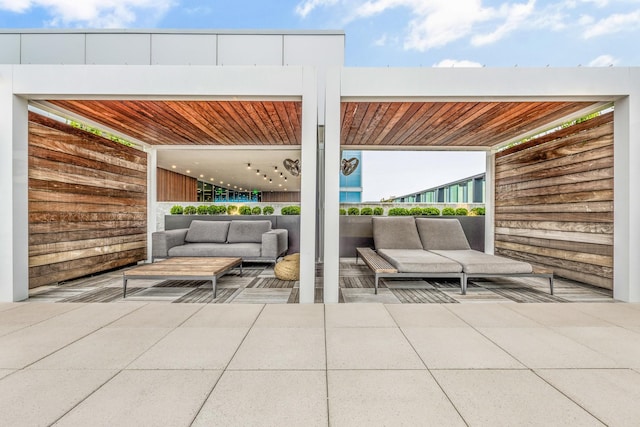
xmin=373 ymin=33 xmax=388 ymax=46
xmin=471 ymin=0 xmax=535 ymax=46
xmin=583 ymin=10 xmax=640 ymax=38
xmin=0 ymin=0 xmax=174 ymax=28
xmin=588 ymin=54 xmax=619 ymax=66
xmin=433 ymin=59 xmax=482 ymax=67
xmin=295 ymin=0 xmax=339 ymax=18
xmin=297 ymin=0 xmax=542 ymax=51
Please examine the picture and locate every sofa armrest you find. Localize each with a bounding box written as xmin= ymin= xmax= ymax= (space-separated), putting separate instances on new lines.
xmin=152 ymin=228 xmax=188 ymax=259
xmin=261 ymin=229 xmax=288 ymax=259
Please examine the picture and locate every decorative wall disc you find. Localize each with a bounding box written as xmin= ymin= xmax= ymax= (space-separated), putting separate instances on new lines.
xmin=283 ymin=158 xmax=301 ymax=176
xmin=341 ymin=157 xmax=359 ymax=176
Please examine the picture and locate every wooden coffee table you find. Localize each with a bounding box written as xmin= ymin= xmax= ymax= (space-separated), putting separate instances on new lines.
xmin=122 ymin=257 xmax=242 ymax=299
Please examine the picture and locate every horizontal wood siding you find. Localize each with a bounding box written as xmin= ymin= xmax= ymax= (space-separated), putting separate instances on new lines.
xmin=495 ymin=112 xmax=614 ymax=289
xmin=28 ymin=113 xmax=147 ymax=288
xmin=261 ymin=192 xmax=301 ymax=203
xmin=157 ymin=168 xmax=197 ymax=202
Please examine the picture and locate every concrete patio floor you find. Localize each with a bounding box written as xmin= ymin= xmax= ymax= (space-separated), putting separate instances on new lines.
xmin=1 ymin=302 xmax=640 ymax=426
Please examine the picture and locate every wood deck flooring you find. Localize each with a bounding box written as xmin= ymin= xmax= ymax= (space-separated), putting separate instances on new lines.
xmin=28 ymin=258 xmax=614 ymax=304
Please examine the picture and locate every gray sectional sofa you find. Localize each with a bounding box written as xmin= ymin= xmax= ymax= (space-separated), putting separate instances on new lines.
xmin=152 ymin=220 xmax=288 ymax=263
xmin=363 ymin=217 xmax=552 ymax=294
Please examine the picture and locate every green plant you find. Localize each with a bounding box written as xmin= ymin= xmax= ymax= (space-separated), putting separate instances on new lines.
xmin=455 ymin=208 xmax=469 ymax=216
xmin=207 ymin=205 xmax=227 ymax=215
xmin=262 ymin=206 xmax=275 ymax=215
xmin=239 ymin=206 xmax=252 ymax=215
xmin=281 ymin=206 xmax=301 ymax=215
xmin=251 ymin=206 xmax=262 ymax=215
xmin=409 ymin=207 xmax=423 ymax=216
xmin=470 ymin=207 xmax=486 ymax=216
xmin=348 ymin=207 xmax=360 ymax=216
xmin=169 ymin=205 xmax=183 ymax=215
xmin=422 ymin=207 xmax=440 ymax=216
xmin=388 ymin=207 xmax=410 ymax=216
xmin=442 ymin=207 xmax=456 ymax=216
xmin=196 ymin=205 xmax=209 ymax=215
xmin=183 ymin=205 xmax=197 ymax=215
xmin=339 ymin=208 xmax=346 ymax=215
xmin=373 ymin=207 xmax=384 ymax=216
xmin=360 ymin=207 xmax=373 ymax=215
xmin=227 ymin=205 xmax=238 ymax=215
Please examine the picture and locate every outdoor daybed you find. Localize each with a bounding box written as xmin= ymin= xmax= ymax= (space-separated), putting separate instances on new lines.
xmin=152 ymin=219 xmax=288 ymax=263
xmin=357 ymin=217 xmax=553 ymax=295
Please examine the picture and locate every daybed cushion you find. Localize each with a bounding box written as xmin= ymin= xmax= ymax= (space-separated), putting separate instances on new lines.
xmin=227 ymin=220 xmax=272 ymax=243
xmin=415 ymin=218 xmax=471 ymax=250
xmin=185 ymin=220 xmax=230 ymax=243
xmin=168 ymin=242 xmax=261 ymax=258
xmin=372 ymin=217 xmax=423 ymax=250
xmin=431 ymin=249 xmax=533 ymax=274
xmin=377 ymin=249 xmax=462 ymax=273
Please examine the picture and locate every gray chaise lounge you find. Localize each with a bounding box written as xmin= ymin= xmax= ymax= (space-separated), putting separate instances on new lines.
xmin=358 ymin=217 xmax=464 ymax=294
xmin=415 ymin=218 xmax=553 ymax=294
xmin=358 ymin=217 xmax=553 ymax=295
xmin=152 ymin=219 xmax=288 ymax=263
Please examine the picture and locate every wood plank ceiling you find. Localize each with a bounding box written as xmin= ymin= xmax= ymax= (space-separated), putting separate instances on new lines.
xmin=49 ymin=100 xmax=302 ymax=146
xmin=340 ymin=101 xmax=596 ymax=147
xmin=48 ymin=99 xmax=597 ymax=149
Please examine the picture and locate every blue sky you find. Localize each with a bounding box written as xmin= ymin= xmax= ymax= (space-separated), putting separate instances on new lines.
xmin=1 ymin=0 xmax=637 ymax=201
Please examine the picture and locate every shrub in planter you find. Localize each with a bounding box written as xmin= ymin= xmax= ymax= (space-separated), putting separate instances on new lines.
xmin=360 ymin=207 xmax=373 ymax=215
xmin=263 ymin=206 xmax=275 ymax=215
xmin=455 ymin=208 xmax=469 ymax=216
xmin=183 ymin=205 xmax=197 ymax=215
xmin=207 ymin=205 xmax=226 ymax=215
xmin=470 ymin=207 xmax=486 ymax=216
xmin=170 ymin=205 xmax=183 ymax=215
xmin=196 ymin=205 xmax=209 ymax=215
xmin=422 ymin=207 xmax=440 ymax=216
xmin=442 ymin=207 xmax=456 ymax=216
xmin=251 ymin=206 xmax=262 ymax=215
xmin=239 ymin=206 xmax=252 ymax=215
xmin=281 ymin=206 xmax=301 ymax=215
xmin=409 ymin=207 xmax=423 ymax=216
xmin=373 ymin=207 xmax=384 ymax=216
xmin=339 ymin=208 xmax=347 ymax=215
xmin=348 ymin=207 xmax=360 ymax=216
xmin=227 ymin=205 xmax=238 ymax=215
xmin=388 ymin=207 xmax=410 ymax=216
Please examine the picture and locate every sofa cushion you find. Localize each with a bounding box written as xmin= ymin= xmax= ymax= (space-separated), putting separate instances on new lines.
xmin=377 ymin=249 xmax=462 ymax=273
xmin=185 ymin=220 xmax=230 ymax=243
xmin=415 ymin=218 xmax=471 ymax=250
xmin=372 ymin=217 xmax=423 ymax=250
xmin=168 ymin=242 xmax=261 ymax=258
xmin=431 ymin=249 xmax=533 ymax=274
xmin=227 ymin=220 xmax=272 ymax=243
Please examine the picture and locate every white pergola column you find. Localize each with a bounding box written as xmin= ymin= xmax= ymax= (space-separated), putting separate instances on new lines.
xmin=614 ymin=79 xmax=640 ymax=302
xmin=299 ymin=66 xmax=318 ymax=303
xmin=484 ymin=151 xmax=496 ymax=255
xmin=146 ymin=147 xmax=158 ymax=262
xmin=0 ymin=67 xmax=29 ymax=302
xmin=323 ymin=68 xmax=341 ymax=303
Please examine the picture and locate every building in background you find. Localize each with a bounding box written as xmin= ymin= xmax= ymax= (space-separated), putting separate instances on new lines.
xmin=390 ymin=173 xmax=485 ymax=204
xmin=339 ymin=150 xmax=362 ymax=202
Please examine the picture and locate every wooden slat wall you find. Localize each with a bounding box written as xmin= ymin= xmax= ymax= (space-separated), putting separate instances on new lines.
xmin=157 ymin=168 xmax=197 ymax=202
xmin=28 ymin=113 xmax=147 ymax=288
xmin=495 ymin=112 xmax=613 ymax=289
xmin=261 ymin=192 xmax=301 ymax=203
